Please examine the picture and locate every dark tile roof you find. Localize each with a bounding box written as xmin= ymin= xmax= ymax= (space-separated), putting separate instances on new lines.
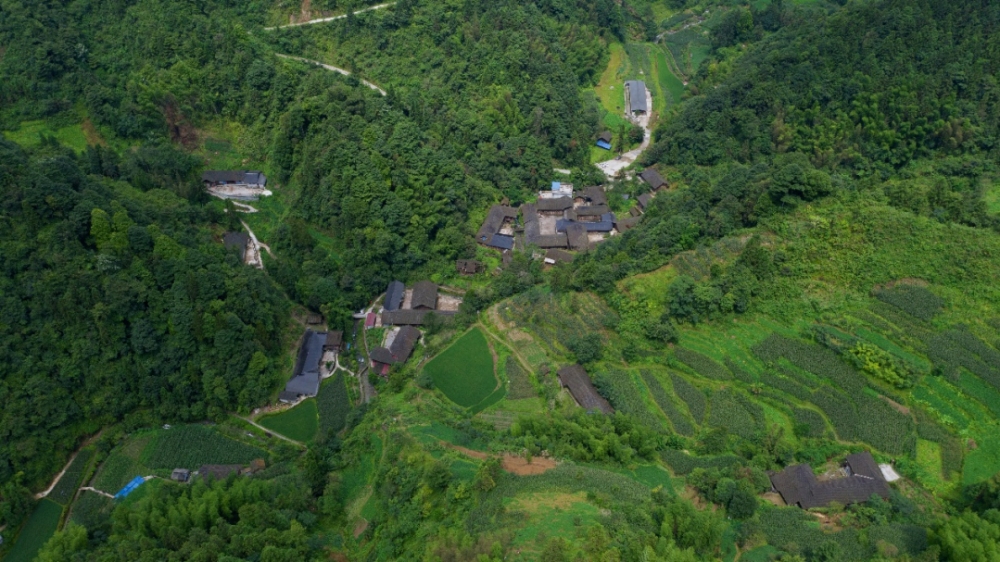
xmin=846 ymin=452 xmax=882 ymax=479
xmin=171 ymin=469 xmax=190 ymax=482
xmin=286 ymin=330 xmax=325 ymax=396
xmin=385 ymin=281 xmax=405 ymax=311
xmin=769 ymin=452 xmax=890 ymax=509
xmin=629 ymin=206 xmax=643 ymax=217
xmin=573 ymin=204 xmax=610 ymax=217
xmin=545 ymin=249 xmax=574 ymax=263
xmin=411 ymin=281 xmax=439 ymax=310
xmin=536 ymin=197 xmax=573 ymax=212
xmin=202 ymin=171 xmax=266 ymax=186
xmin=637 ymin=192 xmax=654 ymax=209
xmin=557 ymin=213 xmax=615 ymax=234
xmin=531 ymin=234 xmax=569 ymax=249
xmin=581 ymin=185 xmax=607 ymax=206
xmin=639 ymin=168 xmax=667 ymax=190
xmin=381 ymin=310 xmax=456 ymax=326
xmin=278 ymin=391 xmax=300 ymax=403
xmin=625 ymin=80 xmax=647 ymax=113
xmin=598 ymin=131 xmax=613 ymax=143
xmin=557 ymin=365 xmax=613 ymax=414
xmin=456 ymin=259 xmax=482 ymax=275
xmin=324 ymin=331 xmax=343 ymax=349
xmin=614 ymin=216 xmax=641 ymax=231
xmin=522 ymin=203 xmax=540 ymax=239
xmin=476 ymin=205 xmax=518 ymax=249
xmin=370 ymin=346 xmax=394 ymax=365
xmin=565 ymin=223 xmax=590 ymax=251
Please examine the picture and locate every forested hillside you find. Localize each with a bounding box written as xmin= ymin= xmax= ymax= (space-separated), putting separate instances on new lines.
xmin=5 ymin=0 xmax=1000 ymax=560
xmin=0 ymin=139 xmax=290 ymax=493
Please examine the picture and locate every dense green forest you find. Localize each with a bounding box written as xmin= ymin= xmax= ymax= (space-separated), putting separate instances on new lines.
xmin=4 ymin=0 xmax=1000 ymax=560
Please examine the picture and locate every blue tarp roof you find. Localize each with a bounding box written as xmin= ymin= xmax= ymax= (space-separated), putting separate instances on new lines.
xmin=551 ymin=181 xmax=561 ymax=191
xmin=114 ymin=476 xmax=145 ymax=500
xmin=596 ymin=139 xmax=612 ymax=150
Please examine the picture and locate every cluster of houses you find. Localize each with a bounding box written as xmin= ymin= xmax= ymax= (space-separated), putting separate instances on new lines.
xmin=364 ymin=280 xmax=462 ymax=375
xmin=472 ymin=171 xmax=667 ymax=263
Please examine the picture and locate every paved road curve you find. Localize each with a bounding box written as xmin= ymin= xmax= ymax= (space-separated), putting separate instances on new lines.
xmin=263 ymin=2 xmax=395 ymax=30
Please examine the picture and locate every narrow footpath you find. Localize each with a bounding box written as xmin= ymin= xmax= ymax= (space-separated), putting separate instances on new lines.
xmin=240 ymin=416 xmax=306 ymax=447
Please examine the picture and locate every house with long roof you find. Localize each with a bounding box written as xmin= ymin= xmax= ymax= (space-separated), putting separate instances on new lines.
xmin=370 ymin=325 xmax=421 ymax=375
xmin=557 ymin=365 xmax=613 ymax=414
xmin=768 ymin=452 xmax=891 ymax=509
xmin=281 ymin=329 xmax=325 ymax=402
xmin=625 ymin=80 xmax=647 ymax=115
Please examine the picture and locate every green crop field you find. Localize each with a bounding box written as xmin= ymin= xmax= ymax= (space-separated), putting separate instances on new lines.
xmin=317 ymin=373 xmax=351 ymax=436
xmin=141 ymin=425 xmax=266 ymax=469
xmin=3 ymin=120 xmax=88 ymax=152
xmin=424 ymin=328 xmax=497 ymax=408
xmin=4 ymin=499 xmax=63 ymax=562
xmin=259 ymin=399 xmax=320 ymax=442
xmin=48 ymin=448 xmax=94 ymax=506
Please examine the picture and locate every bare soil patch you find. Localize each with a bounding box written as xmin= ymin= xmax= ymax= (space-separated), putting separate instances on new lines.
xmin=762 ymin=492 xmax=785 ymax=506
xmin=437 ymin=294 xmax=463 ymax=312
xmin=81 ymin=118 xmax=106 ymax=146
xmin=449 ymin=445 xmax=558 ymax=476
xmin=352 ymin=519 xmax=368 ymax=538
xmin=881 ymin=395 xmax=911 ymax=416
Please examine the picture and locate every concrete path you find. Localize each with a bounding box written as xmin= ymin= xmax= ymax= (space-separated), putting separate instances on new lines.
xmin=264 ymin=2 xmax=395 ymax=30
xmin=79 ymin=487 xmax=114 ymax=499
xmin=240 ymin=416 xmax=306 ymax=447
xmin=595 ymin=86 xmax=653 ymax=179
xmin=240 ymin=219 xmax=273 ymax=270
xmin=276 ymin=54 xmax=387 ymax=96
xmin=34 ymin=450 xmax=79 ymax=499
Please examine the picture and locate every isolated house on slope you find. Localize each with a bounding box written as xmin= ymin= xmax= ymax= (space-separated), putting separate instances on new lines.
xmin=768 ymin=451 xmax=891 ymax=509
xmin=639 ymin=167 xmax=667 ymax=191
xmin=284 ymin=329 xmax=325 ymax=399
xmin=202 ymin=171 xmax=266 ymax=188
xmin=557 ymin=365 xmax=614 ymax=414
xmin=624 ymin=80 xmax=647 ymax=115
xmin=596 ymin=131 xmax=613 ymax=150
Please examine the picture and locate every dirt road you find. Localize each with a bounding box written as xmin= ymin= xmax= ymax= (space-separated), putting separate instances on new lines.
xmin=264 ymin=2 xmax=395 ymax=30
xmin=34 ymin=450 xmax=80 ymax=499
xmin=241 ymin=416 xmax=306 ymax=447
xmin=275 ymin=54 xmax=387 ymax=96
xmin=595 ymin=86 xmax=653 ymax=179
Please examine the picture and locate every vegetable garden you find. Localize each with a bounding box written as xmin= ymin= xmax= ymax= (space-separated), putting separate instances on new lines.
xmin=424 ymin=328 xmax=497 ymax=408
xmin=259 ymin=400 xmax=319 ymax=443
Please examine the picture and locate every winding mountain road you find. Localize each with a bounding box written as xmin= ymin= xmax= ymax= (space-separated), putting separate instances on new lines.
xmin=264 ymin=2 xmax=395 ymax=30
xmin=275 ymin=54 xmax=387 ymax=96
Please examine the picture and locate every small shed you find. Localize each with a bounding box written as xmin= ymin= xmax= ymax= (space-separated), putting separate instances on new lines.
xmin=596 ymin=131 xmax=613 ymax=150
xmin=614 ymin=216 xmax=641 ymax=232
xmin=170 ymin=469 xmax=190 ymax=482
xmin=306 ymin=313 xmax=323 ymax=325
xmin=324 ymin=330 xmax=343 ymax=352
xmin=637 ymin=192 xmax=654 ymax=211
xmin=544 ymin=249 xmax=574 ymax=264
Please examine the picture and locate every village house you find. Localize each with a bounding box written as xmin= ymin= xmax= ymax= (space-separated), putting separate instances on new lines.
xmin=411 ymin=280 xmax=439 ymax=310
xmin=170 ymin=468 xmax=191 ymax=482
xmin=614 ymin=216 xmax=641 ymax=232
xmin=476 ymin=205 xmax=518 ymax=250
xmin=557 ymin=365 xmax=614 ymax=414
xmin=637 ymin=192 xmax=654 ymax=212
xmin=202 ymin=171 xmax=267 ymax=188
xmin=768 ymin=452 xmax=891 ymax=509
xmin=624 ymin=80 xmax=648 ymax=116
xmin=544 ymin=249 xmax=573 ymax=265
xmin=280 ymin=329 xmax=325 ymax=402
xmin=384 ymin=280 xmax=405 ymax=312
xmin=639 ymin=167 xmax=668 ymax=191
xmin=370 ymin=325 xmax=421 ymax=375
